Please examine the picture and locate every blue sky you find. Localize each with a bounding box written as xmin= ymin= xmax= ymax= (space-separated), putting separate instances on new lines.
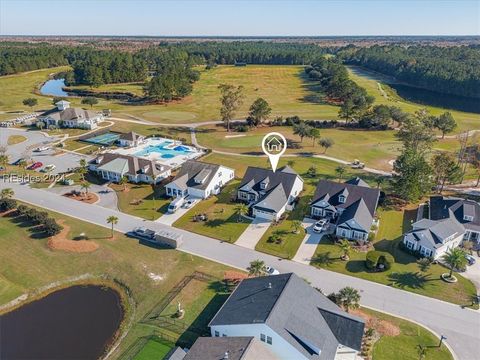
xmin=1 ymin=0 xmax=479 ymax=36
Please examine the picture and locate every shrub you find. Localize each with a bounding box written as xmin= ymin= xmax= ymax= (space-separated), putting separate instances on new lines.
xmin=0 ymin=198 xmax=17 ymax=212
xmin=43 ymin=218 xmax=63 ymax=236
xmin=25 ymin=208 xmax=39 ymax=221
xmin=236 ymin=125 xmax=249 ymax=132
xmin=366 ymin=250 xmax=394 ymax=271
xmin=16 ymin=204 xmax=28 ymax=216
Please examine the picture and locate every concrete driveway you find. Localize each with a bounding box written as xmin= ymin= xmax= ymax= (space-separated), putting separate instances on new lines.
xmin=156 ymin=198 xmax=200 ymax=226
xmin=235 ymin=217 xmax=271 ymax=249
xmin=463 ymin=252 xmax=480 ymax=294
xmin=293 ymin=218 xmax=332 ymax=264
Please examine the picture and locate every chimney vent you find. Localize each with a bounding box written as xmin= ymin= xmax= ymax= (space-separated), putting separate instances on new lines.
xmin=267 ymin=282 xmax=272 ymax=289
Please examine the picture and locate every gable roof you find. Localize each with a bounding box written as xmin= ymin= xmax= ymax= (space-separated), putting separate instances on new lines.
xmin=405 ymin=215 xmax=465 ymax=248
xmin=337 ymin=198 xmax=373 ymax=232
xmin=183 ymin=337 xmax=275 ymax=360
xmin=210 ymin=273 xmax=364 ymax=360
xmin=239 ymin=166 xmax=303 ymax=213
xmin=119 ymin=131 xmax=143 ymax=142
xmin=168 ymin=160 xmax=228 ymax=191
xmin=40 ymin=107 xmax=100 ymax=123
xmin=430 ymin=195 xmax=480 ymax=232
xmin=92 ymin=153 xmax=170 ymax=178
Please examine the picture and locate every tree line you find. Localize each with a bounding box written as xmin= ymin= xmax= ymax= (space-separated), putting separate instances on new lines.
xmin=160 ymin=41 xmax=330 ymax=65
xmin=339 ymin=45 xmax=480 ymax=99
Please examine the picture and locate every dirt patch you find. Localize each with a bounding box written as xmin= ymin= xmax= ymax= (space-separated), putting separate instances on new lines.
xmin=0 ymin=209 xmax=16 ymax=217
xmin=352 ymin=309 xmax=400 ymax=337
xmin=64 ymin=192 xmax=99 ymax=204
xmin=47 ymin=220 xmax=99 ymax=253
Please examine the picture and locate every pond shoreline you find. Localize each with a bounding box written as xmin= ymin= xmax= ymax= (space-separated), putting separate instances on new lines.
xmin=0 ymin=274 xmax=135 ymax=360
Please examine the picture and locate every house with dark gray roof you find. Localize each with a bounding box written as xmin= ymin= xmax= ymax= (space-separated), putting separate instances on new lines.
xmin=38 ymin=101 xmax=104 ymax=130
xmin=167 ymin=337 xmax=277 ymax=360
xmin=310 ymin=177 xmax=380 ymax=241
xmin=89 ymin=153 xmax=171 ymax=184
xmin=209 ymin=273 xmax=364 ymax=360
xmin=165 ymin=160 xmax=234 ymax=199
xmin=237 ymin=166 xmax=304 ymax=221
xmin=403 ymin=195 xmax=480 ymax=259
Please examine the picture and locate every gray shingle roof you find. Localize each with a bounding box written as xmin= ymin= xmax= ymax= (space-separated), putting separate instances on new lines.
xmin=337 ymin=198 xmax=373 ymax=233
xmin=168 ymin=161 xmax=227 ymax=191
xmin=239 ymin=166 xmax=303 ymax=213
xmin=209 ymin=273 xmax=364 ymax=360
xmin=91 ymin=153 xmax=171 ymax=178
xmin=406 ymin=215 xmax=465 ymax=248
xmin=183 ymin=337 xmax=257 ymax=360
xmin=40 ymin=107 xmax=100 ymax=122
xmin=430 ymin=195 xmax=480 ymax=232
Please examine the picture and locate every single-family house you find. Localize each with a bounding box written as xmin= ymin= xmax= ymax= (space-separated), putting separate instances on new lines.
xmin=310 ymin=177 xmax=380 ymax=241
xmin=164 ymin=161 xmax=234 ymax=199
xmin=402 ymin=195 xmax=480 ymax=259
xmin=89 ymin=153 xmax=171 ymax=184
xmin=38 ymin=100 xmax=104 ymax=130
xmin=237 ymin=166 xmax=303 ymax=221
xmin=166 ymin=337 xmax=277 ymax=360
xmin=209 ymin=273 xmax=365 ymax=360
xmin=117 ymin=131 xmax=145 ymax=147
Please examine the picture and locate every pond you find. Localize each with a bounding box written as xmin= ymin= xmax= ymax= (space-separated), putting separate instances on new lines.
xmin=40 ymin=78 xmax=70 ymax=97
xmin=0 ymin=285 xmax=124 ymax=360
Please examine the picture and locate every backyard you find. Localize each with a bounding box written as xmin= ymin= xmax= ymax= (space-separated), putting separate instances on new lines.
xmin=311 ymin=206 xmax=478 ymax=307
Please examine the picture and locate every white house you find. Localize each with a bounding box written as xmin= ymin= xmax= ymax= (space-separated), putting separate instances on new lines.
xmin=165 ymin=161 xmax=234 ymax=199
xmin=237 ymin=166 xmax=303 ymax=221
xmin=310 ymin=178 xmax=380 ymax=241
xmin=38 ymin=100 xmax=104 ymax=130
xmin=402 ymin=195 xmax=480 ymax=259
xmin=117 ymin=131 xmax=145 ymax=147
xmin=209 ymin=273 xmax=364 ymax=360
xmin=89 ymin=153 xmax=171 ymax=184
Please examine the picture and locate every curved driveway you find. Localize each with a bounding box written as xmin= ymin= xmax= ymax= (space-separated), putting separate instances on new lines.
xmin=2 ymin=182 xmax=479 ymax=360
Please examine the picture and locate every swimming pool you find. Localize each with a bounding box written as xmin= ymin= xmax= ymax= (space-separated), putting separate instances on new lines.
xmin=134 ymin=141 xmax=192 ymax=159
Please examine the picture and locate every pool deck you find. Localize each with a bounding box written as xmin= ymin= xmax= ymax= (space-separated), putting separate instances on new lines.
xmin=109 ymin=137 xmax=203 ymax=168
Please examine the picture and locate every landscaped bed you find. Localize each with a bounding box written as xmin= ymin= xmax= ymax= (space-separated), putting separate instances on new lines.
xmin=173 ymin=181 xmax=252 ymax=243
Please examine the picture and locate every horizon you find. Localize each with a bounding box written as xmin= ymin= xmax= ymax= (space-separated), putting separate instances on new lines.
xmin=1 ymin=0 xmax=479 ymax=36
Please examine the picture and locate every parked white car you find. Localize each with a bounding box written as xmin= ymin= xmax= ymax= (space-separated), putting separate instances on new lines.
xmin=265 ymin=266 xmax=280 ymax=275
xmin=182 ymin=198 xmax=199 ymax=209
xmin=34 ymin=146 xmax=50 ymax=152
xmin=313 ymin=219 xmax=329 ymax=233
xmin=41 ymin=164 xmax=56 ymax=172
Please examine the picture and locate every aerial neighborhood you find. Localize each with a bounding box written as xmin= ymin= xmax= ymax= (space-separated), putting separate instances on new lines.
xmin=0 ymin=4 xmax=479 ymax=360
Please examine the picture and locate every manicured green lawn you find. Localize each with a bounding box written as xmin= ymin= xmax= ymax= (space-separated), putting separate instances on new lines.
xmin=348 ymin=66 xmax=480 ymax=133
xmin=255 ymin=195 xmax=311 ymax=259
xmin=0 ymin=205 xmax=233 ymax=356
xmin=173 ymin=181 xmax=252 ymax=242
xmin=311 ymin=207 xmax=478 ymax=307
xmin=112 ymin=182 xmax=171 ymax=220
xmin=133 ymin=338 xmax=173 ymax=360
xmin=7 ymin=135 xmax=27 ymax=145
xmin=361 ymin=308 xmax=453 ymax=360
xmin=196 ymin=125 xmax=466 ymax=171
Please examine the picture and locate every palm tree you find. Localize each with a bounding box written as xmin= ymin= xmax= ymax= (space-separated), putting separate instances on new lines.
xmin=309 ymin=128 xmax=320 ymax=147
xmin=293 ymin=122 xmax=312 ymax=143
xmin=337 ymin=286 xmax=360 ymax=312
xmin=338 ymin=239 xmax=352 ymax=261
xmin=442 ymin=248 xmax=468 ymax=279
xmin=106 ymin=215 xmax=118 ymax=238
xmin=18 ymin=159 xmax=27 ymax=173
xmin=335 ymin=165 xmax=346 ymax=180
xmin=0 ymin=154 xmax=8 ymax=168
xmin=80 ymin=182 xmax=91 ymax=196
xmin=235 ymin=203 xmax=249 ymax=222
xmin=118 ymin=175 xmax=128 ymax=191
xmin=375 ymin=176 xmax=384 ymax=189
xmin=1 ymin=188 xmax=14 ymax=199
xmin=291 ymin=220 xmax=302 ymax=234
xmin=78 ymin=158 xmax=87 ymax=180
xmin=247 ymin=259 xmax=266 ymax=277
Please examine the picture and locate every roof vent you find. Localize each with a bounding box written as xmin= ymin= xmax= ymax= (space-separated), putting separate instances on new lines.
xmin=223 ymin=351 xmax=229 ymax=359
xmin=267 ymin=282 xmax=272 ymax=289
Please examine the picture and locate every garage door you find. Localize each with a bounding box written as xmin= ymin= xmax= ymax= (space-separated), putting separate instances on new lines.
xmin=254 ymin=209 xmax=276 ymax=220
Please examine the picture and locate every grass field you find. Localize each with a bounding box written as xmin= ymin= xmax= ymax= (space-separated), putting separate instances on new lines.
xmin=348 ymin=66 xmax=480 ymax=133
xmin=0 ymin=206 xmax=232 ymax=358
xmin=7 ymin=135 xmax=27 ymax=145
xmin=362 ymin=308 xmax=452 ymax=360
xmin=133 ymin=338 xmax=173 ymax=360
xmin=311 ymin=207 xmax=478 ymax=307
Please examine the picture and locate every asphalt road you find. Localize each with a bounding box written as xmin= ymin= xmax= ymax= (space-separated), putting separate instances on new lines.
xmin=2 ymin=183 xmax=480 ymax=360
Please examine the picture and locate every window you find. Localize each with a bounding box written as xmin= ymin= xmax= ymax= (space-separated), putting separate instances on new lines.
xmin=267 ymin=336 xmax=272 ymax=345
xmin=405 ymin=241 xmax=414 ymax=250
xmin=222 ymin=334 xmax=227 ymax=337
xmin=339 ymin=195 xmax=346 ymax=203
xmin=464 ymin=215 xmax=474 ymax=222
xmin=260 ymin=334 xmax=266 ymax=342
xmin=214 ymin=331 xmax=219 ymax=337
xmin=218 ymin=172 xmax=222 ymax=177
